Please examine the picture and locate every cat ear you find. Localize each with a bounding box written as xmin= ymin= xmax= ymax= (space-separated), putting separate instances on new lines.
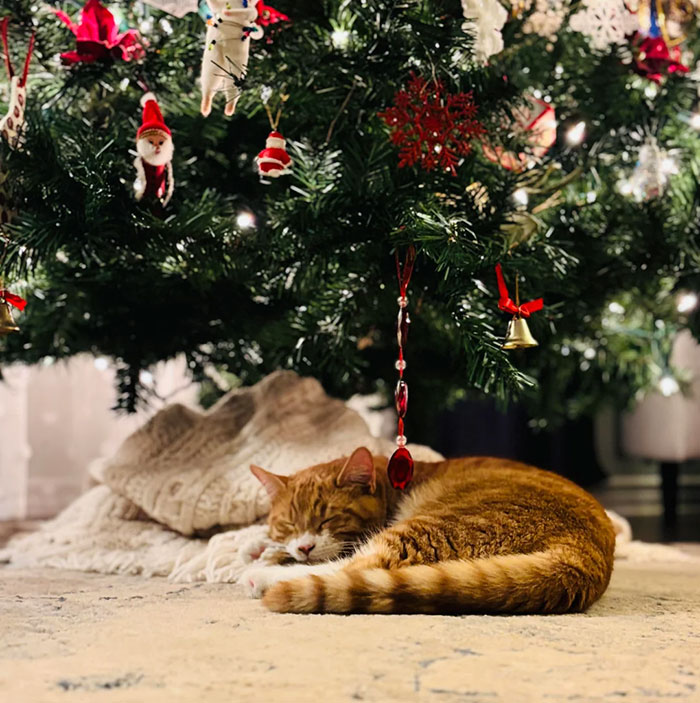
xmin=250 ymin=465 xmax=288 ymax=502
xmin=337 ymin=447 xmax=376 ymax=492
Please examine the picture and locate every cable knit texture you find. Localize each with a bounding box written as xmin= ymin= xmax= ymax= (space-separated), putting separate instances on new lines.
xmin=1 ymin=371 xmax=443 ymax=582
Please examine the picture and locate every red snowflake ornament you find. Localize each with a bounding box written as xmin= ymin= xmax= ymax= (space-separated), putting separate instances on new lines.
xmin=378 ymin=73 xmax=485 ymax=176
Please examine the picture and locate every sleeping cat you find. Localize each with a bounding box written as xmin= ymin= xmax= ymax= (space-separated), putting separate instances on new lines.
xmin=240 ymin=447 xmax=615 ymax=615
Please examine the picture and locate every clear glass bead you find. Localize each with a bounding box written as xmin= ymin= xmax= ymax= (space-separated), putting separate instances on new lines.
xmin=397 ymin=295 xmax=408 ymax=308
xmin=395 ymin=359 xmax=406 ymax=371
xmin=396 ymin=434 xmax=407 ymax=447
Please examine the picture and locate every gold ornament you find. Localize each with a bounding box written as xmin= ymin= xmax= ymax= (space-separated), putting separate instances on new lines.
xmin=0 ymin=298 xmax=20 ymax=335
xmin=502 ymin=316 xmax=538 ymax=349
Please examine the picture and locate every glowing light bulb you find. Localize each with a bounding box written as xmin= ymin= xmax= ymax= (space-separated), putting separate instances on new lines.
xmin=331 ymin=29 xmax=350 ymax=48
xmin=512 ymin=188 xmax=529 ymax=207
xmin=608 ymin=302 xmax=625 ymax=314
xmin=236 ymin=211 xmax=256 ymax=230
xmin=677 ymin=292 xmax=699 ymax=313
xmin=139 ymin=370 xmax=154 ymax=385
xmin=565 ymin=121 xmax=586 ymax=146
xmin=660 ymin=156 xmax=678 ymax=175
xmin=659 ymin=374 xmax=680 ymax=397
xmin=94 ymin=357 xmax=109 ymax=371
xmin=691 ymin=112 xmax=700 ymax=130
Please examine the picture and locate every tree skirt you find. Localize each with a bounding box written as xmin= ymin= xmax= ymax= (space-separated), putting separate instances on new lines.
xmin=1 ymin=370 xmax=693 ymax=582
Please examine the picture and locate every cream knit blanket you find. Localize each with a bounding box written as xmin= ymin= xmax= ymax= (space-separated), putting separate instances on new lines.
xmin=0 ymin=371 xmax=443 ymax=582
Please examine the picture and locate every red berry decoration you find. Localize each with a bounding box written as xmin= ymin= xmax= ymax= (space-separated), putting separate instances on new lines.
xmin=378 ymin=73 xmax=485 ymax=176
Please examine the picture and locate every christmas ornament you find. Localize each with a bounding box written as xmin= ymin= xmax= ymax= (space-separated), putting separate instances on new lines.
xmin=133 ymin=92 xmax=175 ymax=207
xmin=618 ymin=137 xmax=678 ymax=201
xmin=461 ymin=0 xmax=509 ymax=64
xmin=495 ymin=263 xmax=543 ymax=350
xmin=0 ymin=287 xmax=26 ymax=335
xmin=200 ymin=0 xmax=265 ymax=116
xmin=256 ymin=97 xmax=292 ymax=177
xmin=256 ymin=1 xmax=289 ymax=26
xmin=569 ymin=0 xmax=639 ymax=51
xmin=53 ymin=0 xmax=144 ymax=65
xmin=634 ymin=1 xmax=689 ymax=82
xmin=378 ymin=73 xmax=485 ymax=176
xmin=0 ymin=18 xmax=35 ymax=228
xmin=521 ymin=0 xmax=566 ymax=41
xmin=482 ymin=96 xmax=557 ymax=172
xmin=256 ymin=132 xmax=292 ymax=177
xmin=386 ymin=246 xmax=416 ymax=490
xmin=638 ymin=0 xmax=697 ymax=44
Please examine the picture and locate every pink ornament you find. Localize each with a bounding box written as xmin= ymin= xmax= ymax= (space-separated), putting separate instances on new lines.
xmin=256 ymin=130 xmax=292 ymax=178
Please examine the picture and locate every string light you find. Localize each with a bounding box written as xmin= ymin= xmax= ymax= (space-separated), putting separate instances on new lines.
xmin=677 ymin=292 xmax=699 ymax=313
xmin=512 ymin=188 xmax=529 ymax=207
xmin=658 ymin=374 xmax=680 ymax=397
xmin=236 ymin=211 xmax=256 ymax=230
xmin=690 ymin=113 xmax=700 ymax=130
xmin=93 ymin=357 xmax=109 ymax=371
xmin=331 ymin=29 xmax=350 ymax=48
xmin=565 ymin=121 xmax=586 ymax=146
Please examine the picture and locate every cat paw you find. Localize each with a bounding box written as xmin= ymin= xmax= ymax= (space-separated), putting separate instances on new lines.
xmin=240 ymin=535 xmax=276 ymax=565
xmin=238 ymin=566 xmax=282 ymax=599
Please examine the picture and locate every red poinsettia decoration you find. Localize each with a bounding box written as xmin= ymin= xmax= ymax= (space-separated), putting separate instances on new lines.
xmin=378 ymin=73 xmax=485 ymax=176
xmin=633 ymin=35 xmax=688 ymax=83
xmin=53 ymin=0 xmax=144 ymax=65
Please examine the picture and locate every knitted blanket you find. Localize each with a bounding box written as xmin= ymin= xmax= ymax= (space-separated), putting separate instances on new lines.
xmin=0 ymin=371 xmax=443 ymax=582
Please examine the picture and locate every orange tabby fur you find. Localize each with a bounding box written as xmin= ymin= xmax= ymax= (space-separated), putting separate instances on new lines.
xmin=250 ymin=448 xmax=615 ymax=615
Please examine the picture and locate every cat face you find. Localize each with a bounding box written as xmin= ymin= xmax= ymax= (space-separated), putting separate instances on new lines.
xmin=251 ymin=447 xmax=389 ymax=563
xmin=137 ymin=130 xmax=173 ymax=167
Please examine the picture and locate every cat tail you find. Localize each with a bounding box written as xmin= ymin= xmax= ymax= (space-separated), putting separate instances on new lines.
xmin=262 ymin=547 xmax=610 ymax=615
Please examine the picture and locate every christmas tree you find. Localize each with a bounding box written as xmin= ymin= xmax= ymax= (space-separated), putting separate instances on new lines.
xmin=2 ymin=0 xmax=699 ymax=434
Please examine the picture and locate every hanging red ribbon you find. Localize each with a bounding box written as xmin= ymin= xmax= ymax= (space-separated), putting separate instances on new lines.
xmin=495 ymin=263 xmax=543 ymax=318
xmin=0 ymin=289 xmax=27 ymax=310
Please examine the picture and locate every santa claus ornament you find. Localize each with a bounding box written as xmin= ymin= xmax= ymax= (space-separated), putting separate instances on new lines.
xmin=256 ymin=131 xmax=292 ymax=177
xmin=133 ymin=92 xmax=174 ymax=208
xmin=255 ymin=98 xmax=292 ymax=178
xmin=200 ymin=0 xmax=264 ymax=116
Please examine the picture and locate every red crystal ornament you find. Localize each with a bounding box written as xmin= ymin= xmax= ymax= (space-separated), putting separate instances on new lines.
xmin=378 ymin=73 xmax=485 ymax=176
xmin=397 ymin=307 xmax=410 ymax=346
xmin=395 ymin=380 xmax=408 ymax=418
xmin=387 ymin=447 xmax=414 ymax=491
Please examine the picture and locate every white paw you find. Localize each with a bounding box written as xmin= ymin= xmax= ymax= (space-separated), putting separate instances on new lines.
xmin=240 ymin=535 xmax=277 ymax=565
xmin=238 ymin=565 xmax=286 ymax=599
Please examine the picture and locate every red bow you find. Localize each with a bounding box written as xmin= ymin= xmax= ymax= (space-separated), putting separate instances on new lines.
xmin=0 ymin=289 xmax=27 ymax=311
xmin=53 ymin=0 xmax=144 ymax=65
xmin=495 ymin=264 xmax=543 ymax=318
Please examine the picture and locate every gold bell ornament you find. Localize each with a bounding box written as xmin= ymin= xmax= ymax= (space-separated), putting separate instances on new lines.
xmin=0 ymin=287 xmax=26 ymax=335
xmin=495 ymin=263 xmax=543 ymax=350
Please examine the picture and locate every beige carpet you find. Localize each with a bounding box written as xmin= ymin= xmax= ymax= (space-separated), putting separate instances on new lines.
xmin=1 ymin=560 xmax=699 ymax=703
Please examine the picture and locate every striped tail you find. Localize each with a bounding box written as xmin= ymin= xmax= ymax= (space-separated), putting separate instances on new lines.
xmin=262 ymin=548 xmax=611 ymax=615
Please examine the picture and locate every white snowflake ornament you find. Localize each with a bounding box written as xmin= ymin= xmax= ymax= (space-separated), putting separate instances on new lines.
xmin=522 ymin=0 xmax=566 ymax=40
xmin=569 ymin=0 xmax=639 ymax=51
xmin=461 ymin=0 xmax=509 ymax=64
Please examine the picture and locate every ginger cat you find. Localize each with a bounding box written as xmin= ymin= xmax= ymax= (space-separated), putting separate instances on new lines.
xmin=240 ymin=447 xmax=615 ymax=615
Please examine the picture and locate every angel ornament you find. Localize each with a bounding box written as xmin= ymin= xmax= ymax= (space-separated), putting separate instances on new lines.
xmin=200 ymin=0 xmax=263 ymax=116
